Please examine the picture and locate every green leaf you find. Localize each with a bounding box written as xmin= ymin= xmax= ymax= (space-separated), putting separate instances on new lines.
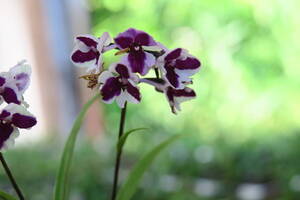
xmin=53 ymin=94 xmax=100 ymax=200
xmin=116 ymin=134 xmax=182 ymax=200
xmin=117 ymin=128 xmax=148 ymax=152
xmin=0 ymin=190 xmax=17 ymax=200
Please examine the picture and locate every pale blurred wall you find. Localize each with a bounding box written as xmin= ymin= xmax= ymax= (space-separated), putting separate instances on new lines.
xmin=0 ymin=0 xmax=45 ymax=145
xmin=0 ymin=0 xmax=103 ymax=146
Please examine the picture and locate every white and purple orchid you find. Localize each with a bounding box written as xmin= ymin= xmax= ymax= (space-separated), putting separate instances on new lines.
xmin=71 ymin=32 xmax=114 ymax=73
xmin=114 ymin=28 xmax=162 ymax=75
xmin=98 ymin=62 xmax=141 ymax=108
xmin=0 ymin=61 xmax=31 ymax=106
xmin=0 ymin=103 xmax=36 ymax=151
xmin=72 ymin=28 xmax=201 ymax=114
xmin=0 ymin=61 xmax=36 ymax=151
xmin=157 ymin=48 xmax=201 ymax=89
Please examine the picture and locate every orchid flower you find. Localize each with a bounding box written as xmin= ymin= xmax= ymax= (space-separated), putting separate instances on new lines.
xmin=0 ymin=61 xmax=31 ymax=106
xmin=0 ymin=103 xmax=37 ymax=150
xmin=71 ymin=32 xmax=114 ymax=73
xmin=141 ymin=78 xmax=196 ymax=114
xmin=98 ymin=62 xmax=141 ymax=108
xmin=157 ymin=48 xmax=201 ymax=89
xmin=114 ymin=28 xmax=162 ymax=75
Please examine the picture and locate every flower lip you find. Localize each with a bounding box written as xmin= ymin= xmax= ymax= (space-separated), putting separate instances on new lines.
xmin=98 ymin=63 xmax=141 ymax=108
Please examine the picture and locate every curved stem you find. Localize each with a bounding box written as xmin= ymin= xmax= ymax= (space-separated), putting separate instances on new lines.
xmin=111 ymin=102 xmax=127 ymax=200
xmin=0 ymin=152 xmax=25 ymax=200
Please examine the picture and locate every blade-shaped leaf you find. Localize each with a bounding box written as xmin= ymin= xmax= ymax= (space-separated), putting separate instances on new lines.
xmin=53 ymin=94 xmax=100 ymax=200
xmin=116 ymin=134 xmax=182 ymax=200
xmin=117 ymin=128 xmax=148 ymax=152
xmin=0 ymin=190 xmax=17 ymax=200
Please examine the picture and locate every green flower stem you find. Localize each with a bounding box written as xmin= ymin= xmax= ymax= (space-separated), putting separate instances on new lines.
xmin=0 ymin=152 xmax=25 ymax=200
xmin=111 ymin=102 xmax=127 ymax=200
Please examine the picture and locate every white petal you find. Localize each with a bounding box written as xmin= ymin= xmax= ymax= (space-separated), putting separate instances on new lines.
xmin=9 ymin=63 xmax=32 ymax=93
xmin=3 ymin=103 xmax=34 ymax=118
xmin=142 ymin=45 xmax=163 ymax=52
xmin=142 ymin=52 xmax=156 ymax=75
xmin=116 ymin=90 xmax=127 ymax=108
xmin=98 ymin=32 xmax=113 ymax=48
xmin=124 ymin=89 xmax=140 ymax=104
xmin=98 ymin=71 xmax=113 ymax=84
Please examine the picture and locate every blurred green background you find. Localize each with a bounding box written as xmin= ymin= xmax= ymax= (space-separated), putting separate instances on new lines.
xmin=1 ymin=0 xmax=300 ymax=199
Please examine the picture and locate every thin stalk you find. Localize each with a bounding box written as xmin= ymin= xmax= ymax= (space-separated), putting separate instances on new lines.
xmin=154 ymin=68 xmax=160 ymax=79
xmin=0 ymin=152 xmax=25 ymax=200
xmin=111 ymin=102 xmax=127 ymax=200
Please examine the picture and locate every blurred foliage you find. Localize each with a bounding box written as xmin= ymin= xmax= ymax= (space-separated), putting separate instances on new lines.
xmin=1 ymin=0 xmax=300 ymax=199
xmin=88 ymin=0 xmax=300 ymax=199
xmin=1 ymin=133 xmax=300 ymax=199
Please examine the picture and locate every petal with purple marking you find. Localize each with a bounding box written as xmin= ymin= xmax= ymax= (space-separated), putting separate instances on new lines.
xmin=127 ymin=51 xmax=146 ymax=75
xmin=114 ymin=37 xmax=133 ymax=49
xmin=0 ymin=76 xmax=5 ymax=87
xmin=169 ymin=87 xmax=196 ymax=113
xmin=126 ymin=81 xmax=141 ymax=102
xmin=0 ymin=122 xmax=15 ymax=150
xmin=0 ymin=110 xmax=10 ymax=120
xmin=71 ymin=50 xmax=99 ymax=64
xmin=9 ymin=63 xmax=31 ymax=93
xmin=165 ymin=48 xmax=182 ymax=61
xmin=100 ymin=77 xmax=122 ymax=103
xmin=76 ymin=35 xmax=98 ymax=48
xmin=164 ymin=65 xmax=179 ymax=88
xmin=1 ymin=87 xmax=20 ymax=104
xmin=134 ymin=32 xmax=156 ymax=46
xmin=11 ymin=113 xmax=37 ymax=129
xmin=175 ymin=57 xmax=201 ymax=70
xmin=115 ymin=64 xmax=130 ymax=79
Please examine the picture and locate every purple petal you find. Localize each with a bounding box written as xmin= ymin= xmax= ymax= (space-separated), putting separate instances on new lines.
xmin=173 ymin=88 xmax=196 ymax=98
xmin=1 ymin=87 xmax=20 ymax=104
xmin=126 ymin=82 xmax=141 ymax=101
xmin=114 ymin=37 xmax=133 ymax=49
xmin=0 ymin=110 xmax=10 ymax=120
xmin=0 ymin=76 xmax=5 ymax=87
xmin=11 ymin=113 xmax=37 ymax=129
xmin=165 ymin=65 xmax=179 ymax=88
xmin=114 ymin=28 xmax=157 ymax=48
xmin=166 ymin=87 xmax=175 ymax=103
xmin=115 ymin=64 xmax=130 ymax=79
xmin=134 ymin=32 xmax=156 ymax=46
xmin=0 ymin=122 xmax=14 ymax=149
xmin=76 ymin=36 xmax=98 ymax=48
xmin=15 ymin=73 xmax=30 ymax=91
xmin=128 ymin=51 xmax=146 ymax=75
xmin=165 ymin=48 xmax=182 ymax=61
xmin=175 ymin=57 xmax=201 ymax=70
xmin=71 ymin=50 xmax=99 ymax=64
xmin=100 ymin=77 xmax=122 ymax=102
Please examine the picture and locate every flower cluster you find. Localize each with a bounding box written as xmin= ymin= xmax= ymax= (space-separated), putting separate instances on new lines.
xmin=71 ymin=28 xmax=201 ymax=114
xmin=0 ymin=61 xmax=37 ymax=150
